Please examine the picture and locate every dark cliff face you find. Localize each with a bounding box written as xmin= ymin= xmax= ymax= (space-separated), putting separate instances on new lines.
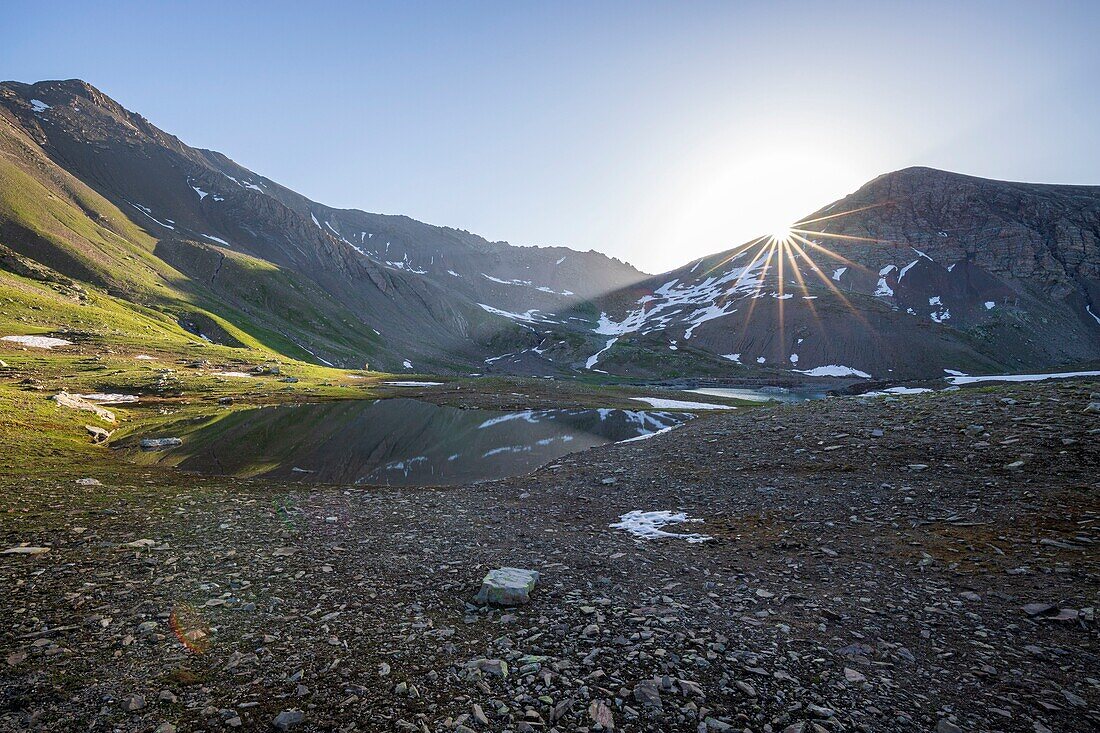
xmin=517 ymin=168 xmax=1100 ymax=380
xmin=1 ymin=79 xmax=1096 ymax=379
xmin=809 ymin=167 xmax=1100 ymax=301
xmin=0 ymin=79 xmax=645 ymax=372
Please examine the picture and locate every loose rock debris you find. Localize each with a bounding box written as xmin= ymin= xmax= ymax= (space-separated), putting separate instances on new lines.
xmin=0 ymin=380 xmax=1097 ymax=731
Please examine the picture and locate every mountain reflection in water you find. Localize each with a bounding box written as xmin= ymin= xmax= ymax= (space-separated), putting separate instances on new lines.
xmin=129 ymin=398 xmax=694 ymax=486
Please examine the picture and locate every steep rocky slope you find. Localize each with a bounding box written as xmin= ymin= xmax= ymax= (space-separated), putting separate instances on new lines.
xmin=0 ymin=79 xmax=644 ymax=372
xmin=2 ymin=379 xmax=1098 ymax=732
xmin=1 ymin=79 xmax=1097 ymax=379
xmin=508 ymin=168 xmax=1100 ymax=380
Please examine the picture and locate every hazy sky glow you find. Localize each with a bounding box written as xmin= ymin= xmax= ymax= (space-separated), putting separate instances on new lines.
xmin=5 ymin=1 xmax=1099 ymax=272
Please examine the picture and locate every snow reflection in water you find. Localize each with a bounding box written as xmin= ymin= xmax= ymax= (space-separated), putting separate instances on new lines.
xmin=128 ymin=398 xmax=694 ymax=486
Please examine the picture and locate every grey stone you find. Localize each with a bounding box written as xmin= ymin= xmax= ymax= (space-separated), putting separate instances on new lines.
xmin=734 ymin=680 xmax=757 ymax=697
xmin=272 ymin=709 xmax=305 ymax=730
xmin=588 ymin=701 xmax=615 ymax=730
xmin=85 ymin=424 xmax=111 ymax=443
xmin=936 ymin=719 xmax=963 ymax=733
xmin=632 ymin=679 xmax=662 ymax=709
xmin=1061 ymin=689 xmax=1086 ymax=707
xmin=474 ymin=567 xmax=539 ymax=606
xmin=466 ymin=658 xmax=508 ymax=677
xmin=1022 ymin=602 xmax=1056 ymax=617
xmin=121 ymin=694 xmax=145 ymax=711
xmin=843 ymin=667 xmax=867 ymax=683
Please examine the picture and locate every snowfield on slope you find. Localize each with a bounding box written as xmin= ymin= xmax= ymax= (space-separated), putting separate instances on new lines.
xmin=946 ymin=370 xmax=1100 ymax=385
xmin=630 ymin=396 xmax=736 ymax=410
xmin=2 ymin=335 xmax=73 ymax=349
xmin=593 ymin=250 xmax=768 ymax=340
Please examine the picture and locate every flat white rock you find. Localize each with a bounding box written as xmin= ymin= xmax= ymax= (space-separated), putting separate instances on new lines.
xmin=474 ymin=567 xmax=539 ymax=606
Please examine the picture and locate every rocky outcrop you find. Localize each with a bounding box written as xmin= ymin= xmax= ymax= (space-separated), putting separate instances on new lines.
xmin=532 ymin=168 xmax=1100 ymax=380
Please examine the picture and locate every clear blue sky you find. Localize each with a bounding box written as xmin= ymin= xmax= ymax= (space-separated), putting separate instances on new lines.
xmin=5 ymin=1 xmax=1099 ymax=272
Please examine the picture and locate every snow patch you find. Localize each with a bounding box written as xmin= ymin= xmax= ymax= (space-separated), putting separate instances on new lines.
xmin=586 ymin=337 xmax=618 ymax=370
xmin=946 ymin=370 xmax=1100 ymax=385
xmin=481 ymin=273 xmax=572 ymax=296
xmin=831 ymin=267 xmax=847 ymax=281
xmin=30 ymin=99 xmax=51 ymax=112
xmin=860 ymin=387 xmax=933 ymax=397
xmin=619 ymin=426 xmax=677 ymax=443
xmin=593 ymin=251 xmax=767 ymax=340
xmin=630 ymin=397 xmax=735 ymax=410
xmin=478 ymin=411 xmax=541 ymax=429
xmin=2 ymin=335 xmax=72 ymax=349
xmin=795 ymin=365 xmax=871 ymax=378
xmin=478 ymin=303 xmax=555 ymax=324
xmin=76 ymin=393 xmax=139 ymax=404
xmin=898 ymin=259 xmax=919 ymax=281
xmin=610 ymin=510 xmax=711 ymax=543
xmin=129 ymin=203 xmax=175 ymax=230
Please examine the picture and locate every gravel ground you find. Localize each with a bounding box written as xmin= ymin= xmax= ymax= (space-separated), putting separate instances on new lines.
xmin=1 ymin=381 xmax=1098 ymax=732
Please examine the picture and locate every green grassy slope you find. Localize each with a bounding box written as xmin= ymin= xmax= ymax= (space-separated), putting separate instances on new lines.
xmin=0 ymin=112 xmax=384 ymax=367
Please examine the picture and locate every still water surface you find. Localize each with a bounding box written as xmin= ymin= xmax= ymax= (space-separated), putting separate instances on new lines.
xmin=130 ymin=398 xmax=694 ymax=486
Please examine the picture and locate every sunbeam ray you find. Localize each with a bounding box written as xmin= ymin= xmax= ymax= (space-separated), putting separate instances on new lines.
xmin=701 ymin=234 xmax=770 ymax=279
xmin=791 ymin=202 xmax=892 ymax=228
xmin=792 ymin=228 xmax=896 ymax=246
xmin=787 ymin=234 xmax=874 ymax=330
xmin=789 ymin=231 xmax=875 ymax=274
xmin=783 ymin=240 xmax=820 ymax=324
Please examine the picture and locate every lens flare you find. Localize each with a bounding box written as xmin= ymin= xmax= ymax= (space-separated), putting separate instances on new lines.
xmin=698 ymin=202 xmax=902 ymax=352
xmin=170 ymin=603 xmax=212 ymax=654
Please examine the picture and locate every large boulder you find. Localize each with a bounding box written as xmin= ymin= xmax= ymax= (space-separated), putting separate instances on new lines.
xmin=85 ymin=424 xmax=111 ymax=443
xmin=474 ymin=567 xmax=539 ymax=606
xmin=53 ymin=392 xmax=115 ymax=422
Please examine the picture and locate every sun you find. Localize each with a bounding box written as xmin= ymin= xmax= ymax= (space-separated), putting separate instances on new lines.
xmin=769 ymin=225 xmax=793 ymax=242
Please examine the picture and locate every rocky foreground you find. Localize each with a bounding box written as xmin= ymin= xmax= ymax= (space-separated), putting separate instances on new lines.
xmin=1 ymin=381 xmax=1098 ymax=732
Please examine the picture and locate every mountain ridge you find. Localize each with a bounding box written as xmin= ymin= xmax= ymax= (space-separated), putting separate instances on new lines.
xmin=1 ymin=78 xmax=1097 ymax=379
xmin=0 ymin=78 xmax=646 ymax=372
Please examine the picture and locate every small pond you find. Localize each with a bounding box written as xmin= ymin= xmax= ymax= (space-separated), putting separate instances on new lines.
xmin=126 ymin=398 xmax=694 ymax=486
